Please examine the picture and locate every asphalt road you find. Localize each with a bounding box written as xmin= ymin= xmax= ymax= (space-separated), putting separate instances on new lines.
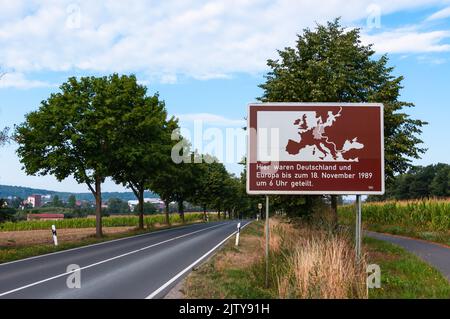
xmin=0 ymin=220 xmax=250 ymax=299
xmin=366 ymin=231 xmax=450 ymax=281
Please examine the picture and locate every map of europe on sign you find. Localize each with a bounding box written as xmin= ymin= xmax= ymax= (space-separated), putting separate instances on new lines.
xmin=247 ymin=103 xmax=385 ymax=195
xmin=257 ymin=108 xmax=365 ymax=162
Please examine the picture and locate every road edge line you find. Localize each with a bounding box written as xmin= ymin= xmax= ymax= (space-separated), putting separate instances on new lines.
xmin=145 ymin=221 xmax=252 ymax=299
xmin=0 ymin=221 xmax=225 ymax=268
xmin=0 ymin=223 xmax=226 ymax=297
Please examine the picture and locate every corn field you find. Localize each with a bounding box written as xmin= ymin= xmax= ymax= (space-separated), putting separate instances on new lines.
xmin=338 ymin=199 xmax=450 ymax=231
xmin=0 ymin=212 xmax=208 ymax=231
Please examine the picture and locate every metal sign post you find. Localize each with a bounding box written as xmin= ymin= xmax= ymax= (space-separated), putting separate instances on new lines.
xmin=355 ymin=195 xmax=362 ymax=260
xmin=265 ymin=195 xmax=270 ymax=288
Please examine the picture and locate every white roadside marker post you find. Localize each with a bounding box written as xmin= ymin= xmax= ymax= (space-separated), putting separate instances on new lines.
xmin=235 ymin=222 xmax=241 ymax=246
xmin=257 ymin=203 xmax=263 ymax=221
xmin=51 ymin=224 xmax=58 ymax=246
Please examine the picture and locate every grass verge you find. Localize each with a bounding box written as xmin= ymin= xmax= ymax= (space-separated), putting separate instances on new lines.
xmin=183 ymin=219 xmax=450 ymax=299
xmin=364 ymin=237 xmax=450 ymax=299
xmin=185 ymin=219 xmax=366 ymax=299
xmin=185 ymin=221 xmax=273 ymax=298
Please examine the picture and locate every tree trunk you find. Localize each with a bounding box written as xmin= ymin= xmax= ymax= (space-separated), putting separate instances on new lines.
xmin=178 ymin=200 xmax=185 ymax=223
xmin=95 ymin=176 xmax=103 ymax=238
xmin=165 ymin=200 xmax=170 ymax=226
xmin=331 ymin=195 xmax=338 ymax=228
xmin=203 ymin=205 xmax=207 ymax=222
xmin=138 ymin=186 xmax=144 ymax=230
xmin=217 ymin=210 xmax=221 ymax=220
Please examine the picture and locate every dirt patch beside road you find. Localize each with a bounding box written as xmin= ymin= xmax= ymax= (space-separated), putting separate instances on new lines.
xmin=0 ymin=227 xmax=135 ymax=247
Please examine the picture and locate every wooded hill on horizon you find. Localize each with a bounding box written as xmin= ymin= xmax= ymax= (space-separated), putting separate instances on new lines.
xmin=0 ymin=184 xmax=158 ymax=202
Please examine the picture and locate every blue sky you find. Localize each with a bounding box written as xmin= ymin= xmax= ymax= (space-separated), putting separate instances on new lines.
xmin=0 ymin=0 xmax=449 ymax=193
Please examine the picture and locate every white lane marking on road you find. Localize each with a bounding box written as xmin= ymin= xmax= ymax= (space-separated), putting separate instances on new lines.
xmin=145 ymin=221 xmax=252 ymax=299
xmin=0 ymin=222 xmax=222 ymax=268
xmin=0 ymin=223 xmax=227 ymax=297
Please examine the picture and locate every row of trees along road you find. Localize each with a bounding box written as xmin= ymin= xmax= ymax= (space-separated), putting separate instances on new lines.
xmin=14 ymin=74 xmax=243 ymax=237
xmin=9 ymin=19 xmax=428 ymax=230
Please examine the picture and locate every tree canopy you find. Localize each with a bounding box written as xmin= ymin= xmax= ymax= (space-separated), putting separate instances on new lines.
xmin=258 ymin=19 xmax=427 ymax=215
xmin=106 ymin=198 xmax=130 ymax=215
xmin=105 ymin=77 xmax=177 ymax=229
xmin=259 ymin=19 xmax=426 ymax=181
xmin=11 ymin=73 xmax=258 ymax=228
xmin=369 ymin=163 xmax=450 ymax=201
xmin=67 ymin=194 xmax=77 ymax=208
xmin=0 ymin=127 xmax=9 ymax=146
xmin=15 ymin=74 xmax=146 ymax=237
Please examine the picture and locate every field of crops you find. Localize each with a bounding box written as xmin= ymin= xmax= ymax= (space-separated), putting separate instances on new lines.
xmin=339 ymin=199 xmax=450 ymax=232
xmin=0 ymin=212 xmax=209 ymax=231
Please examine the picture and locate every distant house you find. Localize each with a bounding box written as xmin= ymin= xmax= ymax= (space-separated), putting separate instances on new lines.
xmin=128 ymin=198 xmax=165 ymax=212
xmin=74 ymin=200 xmax=94 ymax=208
xmin=26 ymin=194 xmax=42 ymax=208
xmin=75 ymin=200 xmax=90 ymax=207
xmin=27 ymin=214 xmax=64 ymax=221
xmin=40 ymin=194 xmax=52 ymax=205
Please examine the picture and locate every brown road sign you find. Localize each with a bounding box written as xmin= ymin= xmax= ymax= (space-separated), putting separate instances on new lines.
xmin=247 ymin=103 xmax=385 ymax=195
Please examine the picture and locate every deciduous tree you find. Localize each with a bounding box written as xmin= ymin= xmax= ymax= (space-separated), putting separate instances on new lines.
xmin=258 ymin=19 xmax=426 ymax=220
xmin=107 ymin=76 xmax=177 ymax=229
xmin=107 ymin=198 xmax=130 ymax=215
xmin=67 ymin=195 xmax=77 ymax=208
xmin=15 ymin=75 xmax=129 ymax=237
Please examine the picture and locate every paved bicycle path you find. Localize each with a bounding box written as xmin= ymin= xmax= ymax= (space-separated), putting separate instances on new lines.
xmin=366 ymin=231 xmax=450 ymax=281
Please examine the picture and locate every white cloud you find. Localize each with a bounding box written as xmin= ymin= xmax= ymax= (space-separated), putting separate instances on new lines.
xmin=160 ymin=74 xmax=178 ymax=84
xmin=0 ymin=0 xmax=449 ymax=83
xmin=417 ymin=55 xmax=448 ymax=64
xmin=426 ymin=6 xmax=450 ymax=21
xmin=0 ymin=72 xmax=52 ymax=89
xmin=0 ymin=0 xmax=29 ymax=22
xmin=177 ymin=113 xmax=246 ymax=127
xmin=362 ymin=28 xmax=450 ymax=53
